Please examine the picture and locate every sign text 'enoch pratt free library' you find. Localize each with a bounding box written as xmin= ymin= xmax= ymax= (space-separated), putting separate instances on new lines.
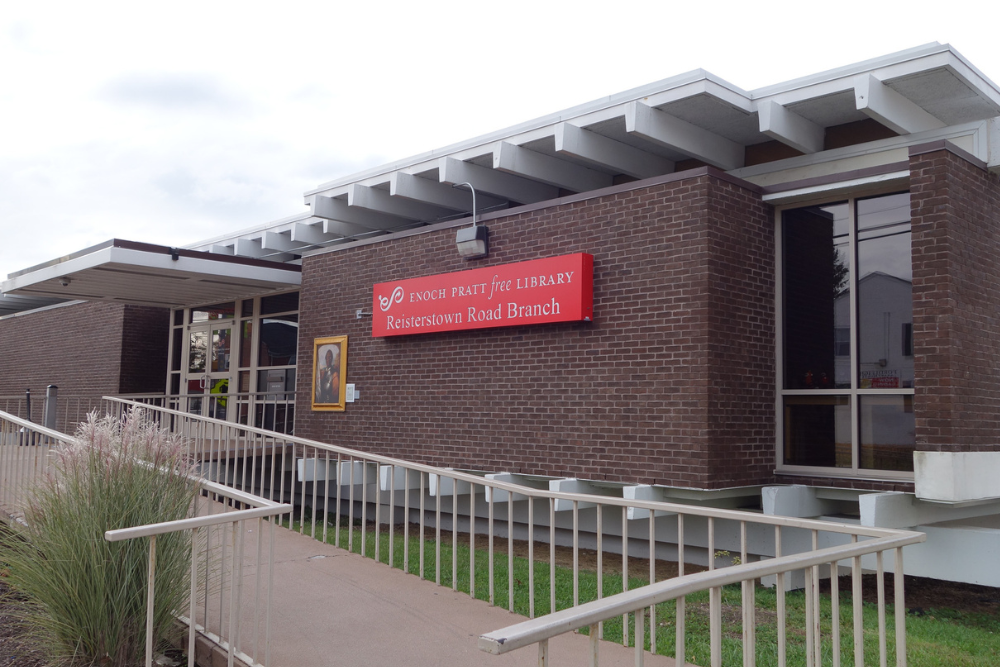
xmin=371 ymin=253 xmax=593 ymax=337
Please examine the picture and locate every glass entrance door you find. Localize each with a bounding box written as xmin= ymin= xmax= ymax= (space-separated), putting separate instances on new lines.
xmin=184 ymin=322 xmax=234 ymax=420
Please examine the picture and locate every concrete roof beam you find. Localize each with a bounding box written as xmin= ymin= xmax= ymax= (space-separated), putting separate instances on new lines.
xmin=438 ymin=156 xmax=560 ymax=204
xmin=625 ymin=101 xmax=745 ymax=170
xmin=492 ymin=141 xmax=614 ymax=192
xmin=290 ymin=222 xmax=338 ymax=245
xmin=757 ymin=100 xmax=825 ymax=154
xmin=389 ymin=172 xmax=506 ymax=212
xmin=262 ymin=231 xmax=312 ymax=253
xmin=234 ymin=238 xmax=295 ymax=262
xmin=309 ymin=194 xmax=408 ymax=231
xmin=854 ymin=73 xmax=946 ymax=135
xmin=554 ymin=123 xmax=674 ymax=179
xmin=347 ymin=183 xmax=453 ymax=222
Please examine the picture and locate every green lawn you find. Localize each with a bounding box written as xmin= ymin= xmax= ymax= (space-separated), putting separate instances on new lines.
xmin=284 ymin=516 xmax=1000 ymax=666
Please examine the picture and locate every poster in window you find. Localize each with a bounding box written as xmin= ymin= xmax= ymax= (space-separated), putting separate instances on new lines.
xmin=311 ymin=336 xmax=347 ymax=411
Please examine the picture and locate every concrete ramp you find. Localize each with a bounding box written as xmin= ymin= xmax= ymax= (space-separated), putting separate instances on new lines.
xmin=249 ymin=524 xmax=677 ymax=667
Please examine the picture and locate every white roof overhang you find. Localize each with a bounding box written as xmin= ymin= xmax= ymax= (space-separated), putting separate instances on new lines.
xmin=2 ymin=239 xmax=302 ymax=309
xmin=185 ymin=43 xmax=1000 ymax=260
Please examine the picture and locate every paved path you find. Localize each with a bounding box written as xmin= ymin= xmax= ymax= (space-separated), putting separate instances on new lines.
xmin=249 ymin=524 xmax=678 ymax=667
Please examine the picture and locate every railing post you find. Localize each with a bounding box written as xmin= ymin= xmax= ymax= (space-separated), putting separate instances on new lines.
xmin=676 ymin=513 xmax=685 ymax=667
xmin=709 ymin=586 xmax=721 ymax=667
xmin=878 ymin=550 xmax=888 ymax=667
xmin=588 ymin=623 xmax=599 ymax=667
xmin=635 ymin=607 xmax=645 ymax=666
xmin=146 ymin=534 xmax=157 ymax=667
xmin=895 ymin=548 xmax=907 ymax=667
xmin=188 ymin=527 xmax=199 ymax=667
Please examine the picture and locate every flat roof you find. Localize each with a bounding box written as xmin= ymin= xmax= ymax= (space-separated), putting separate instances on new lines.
xmin=185 ymin=43 xmax=1000 ymax=262
xmin=2 ymin=239 xmax=301 ymax=309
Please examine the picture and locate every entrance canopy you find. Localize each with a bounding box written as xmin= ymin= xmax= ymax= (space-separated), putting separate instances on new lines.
xmin=1 ymin=239 xmax=302 ymax=309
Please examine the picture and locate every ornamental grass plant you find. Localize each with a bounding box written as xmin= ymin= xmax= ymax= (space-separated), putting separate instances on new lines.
xmin=0 ymin=409 xmax=199 ymax=667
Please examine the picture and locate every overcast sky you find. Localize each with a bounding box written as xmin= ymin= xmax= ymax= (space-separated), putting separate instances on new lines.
xmin=2 ymin=1 xmax=998 ymax=282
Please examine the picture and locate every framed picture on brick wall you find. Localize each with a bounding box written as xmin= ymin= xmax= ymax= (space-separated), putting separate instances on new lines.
xmin=312 ymin=336 xmax=347 ymax=411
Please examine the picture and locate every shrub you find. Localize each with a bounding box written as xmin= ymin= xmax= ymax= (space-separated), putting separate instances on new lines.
xmin=0 ymin=408 xmax=198 ymax=666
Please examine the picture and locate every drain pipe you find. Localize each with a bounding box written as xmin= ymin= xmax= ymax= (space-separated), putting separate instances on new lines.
xmin=24 ymin=388 xmax=31 ymax=422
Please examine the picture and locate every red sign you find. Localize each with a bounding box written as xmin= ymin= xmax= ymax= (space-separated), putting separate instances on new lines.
xmin=372 ymin=253 xmax=593 ymax=337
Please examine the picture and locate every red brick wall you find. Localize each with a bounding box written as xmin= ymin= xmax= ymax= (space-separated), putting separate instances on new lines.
xmin=911 ymin=147 xmax=1000 ymax=452
xmin=295 ymin=169 xmax=776 ymax=489
xmin=0 ymin=301 xmax=169 ymax=410
xmin=0 ymin=301 xmax=124 ymax=398
xmin=117 ymin=305 xmax=170 ymax=393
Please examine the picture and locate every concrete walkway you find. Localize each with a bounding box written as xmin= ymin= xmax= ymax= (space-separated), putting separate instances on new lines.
xmin=245 ymin=523 xmax=677 ymax=667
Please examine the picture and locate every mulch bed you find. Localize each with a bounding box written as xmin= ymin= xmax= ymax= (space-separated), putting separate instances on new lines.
xmin=0 ymin=577 xmax=48 ymax=667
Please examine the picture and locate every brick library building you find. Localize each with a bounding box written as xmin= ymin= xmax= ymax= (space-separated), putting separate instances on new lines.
xmin=3 ymin=43 xmax=1000 ymax=583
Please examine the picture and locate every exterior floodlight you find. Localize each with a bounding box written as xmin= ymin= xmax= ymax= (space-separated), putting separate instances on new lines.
xmin=452 ymin=182 xmax=489 ymax=259
xmin=455 ymin=224 xmax=489 ymax=259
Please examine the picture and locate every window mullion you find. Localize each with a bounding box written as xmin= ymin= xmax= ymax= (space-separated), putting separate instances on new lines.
xmin=848 ymin=198 xmax=860 ymax=473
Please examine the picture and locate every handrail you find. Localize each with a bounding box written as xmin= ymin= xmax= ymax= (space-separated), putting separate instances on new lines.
xmin=479 ymin=530 xmax=924 ymax=654
xmin=0 ymin=411 xmax=77 ymax=444
xmin=105 ymin=503 xmax=292 ymax=542
xmin=102 ymin=477 xmax=288 ymax=667
xmin=103 ymin=396 xmax=901 ymax=539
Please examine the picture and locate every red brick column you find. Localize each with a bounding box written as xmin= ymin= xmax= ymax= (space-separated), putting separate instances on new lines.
xmin=910 ymin=144 xmax=1000 ymax=452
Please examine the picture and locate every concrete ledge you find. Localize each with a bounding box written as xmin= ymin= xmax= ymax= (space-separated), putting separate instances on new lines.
xmin=915 ymin=451 xmax=1000 ymax=502
xmin=170 ymin=620 xmax=251 ymax=667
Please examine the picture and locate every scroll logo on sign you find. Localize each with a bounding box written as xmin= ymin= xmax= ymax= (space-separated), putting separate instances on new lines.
xmin=371 ymin=253 xmax=594 ymax=337
xmin=379 ymin=286 xmax=404 ymax=312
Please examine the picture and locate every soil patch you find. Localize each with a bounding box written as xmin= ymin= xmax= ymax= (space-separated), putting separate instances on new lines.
xmin=0 ymin=577 xmax=48 ymax=667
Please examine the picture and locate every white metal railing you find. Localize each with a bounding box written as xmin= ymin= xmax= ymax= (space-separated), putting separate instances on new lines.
xmin=0 ymin=408 xmax=290 ymax=667
xmin=0 ymin=393 xmax=105 ymax=439
xmin=0 ymin=410 xmax=73 ymax=519
xmin=479 ymin=530 xmax=919 ymax=666
xmin=102 ymin=396 xmax=927 ymax=667
xmin=120 ymin=391 xmax=297 ymax=435
xmin=106 ymin=478 xmax=291 ymax=667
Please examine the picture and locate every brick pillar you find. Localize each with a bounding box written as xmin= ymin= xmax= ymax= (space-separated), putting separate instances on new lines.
xmin=910 ymin=144 xmax=1000 ymax=452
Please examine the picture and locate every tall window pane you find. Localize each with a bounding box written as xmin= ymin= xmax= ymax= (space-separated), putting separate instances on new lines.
xmin=782 ymin=202 xmax=850 ymax=389
xmin=857 ymin=193 xmax=913 ymax=389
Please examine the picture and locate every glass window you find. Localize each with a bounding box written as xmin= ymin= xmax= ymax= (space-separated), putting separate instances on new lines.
xmin=188 ymin=330 xmax=207 ymax=373
xmin=780 ymin=192 xmax=914 ymax=475
xmin=260 ymin=292 xmax=299 ymax=315
xmin=258 ymin=315 xmax=298 ymax=367
xmin=856 ymin=193 xmax=913 ymax=389
xmin=783 ymin=395 xmax=851 ymax=467
xmin=782 ymin=202 xmax=849 ymax=390
xmin=257 ymin=368 xmax=296 ymax=395
xmin=211 ymin=326 xmax=231 ymax=373
xmin=191 ymin=302 xmax=235 ymax=323
xmin=239 ymin=321 xmax=253 ymax=368
xmin=859 ymin=395 xmax=915 ymax=472
xmin=171 ymin=328 xmax=182 ymax=372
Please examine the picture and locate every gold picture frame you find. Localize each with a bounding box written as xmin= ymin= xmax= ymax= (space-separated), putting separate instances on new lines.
xmin=311 ymin=336 xmax=348 ymax=411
